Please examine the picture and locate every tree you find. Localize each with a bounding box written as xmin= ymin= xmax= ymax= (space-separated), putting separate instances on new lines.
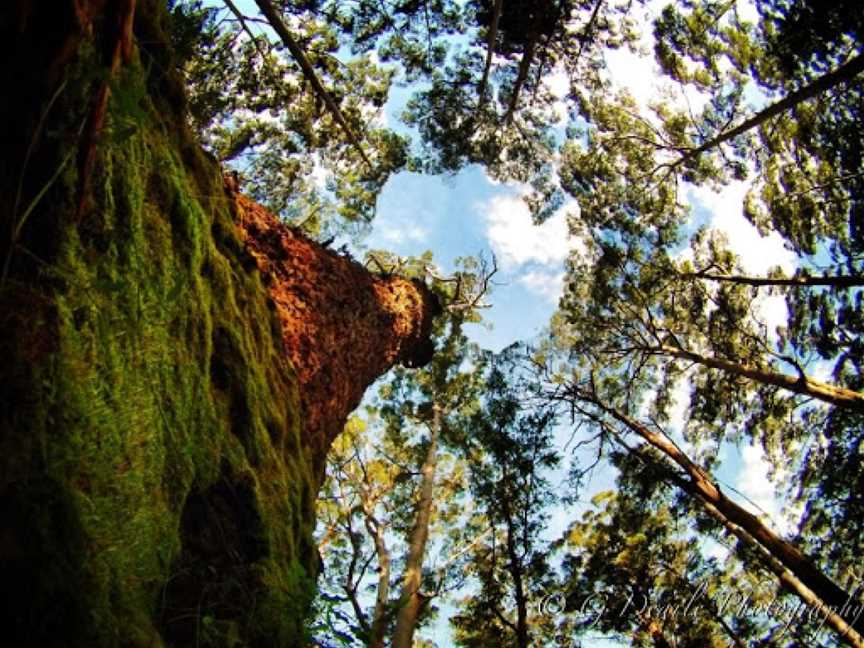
xmin=175 ymin=0 xmax=410 ymax=238
xmin=312 ymin=252 xmax=496 ymax=646
xmin=450 ymin=349 xmax=561 ymax=647
xmin=0 ymin=2 xmax=440 ymax=646
xmin=533 ymin=353 xmax=864 ymax=645
xmin=558 ymin=487 xmax=752 ymax=647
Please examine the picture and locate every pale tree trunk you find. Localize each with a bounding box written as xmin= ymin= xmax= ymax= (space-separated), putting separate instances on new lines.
xmin=683 ymin=271 xmax=864 ymax=288
xmin=673 ymin=52 xmax=864 ymax=168
xmin=361 ymin=503 xmax=392 ymax=648
xmin=591 ymin=399 xmax=864 ymax=644
xmin=392 ymin=404 xmax=441 ymax=648
xmin=656 ymin=344 xmax=864 ymax=411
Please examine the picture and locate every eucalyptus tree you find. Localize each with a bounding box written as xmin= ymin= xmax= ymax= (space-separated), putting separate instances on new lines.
xmin=171 ymin=0 xmax=410 ymax=239
xmin=322 ymin=0 xmax=464 ymax=82
xmin=528 ymin=345 xmax=864 ymax=645
xmin=667 ymin=228 xmax=864 ymax=599
xmin=450 ymin=349 xmax=561 ymax=647
xmin=314 ymin=416 xmax=402 ymax=647
xmin=312 ymin=252 xmax=497 ymax=646
xmin=400 ymin=0 xmax=646 ymax=223
xmin=557 ymin=484 xmax=754 ymax=648
xmin=651 ymin=0 xmax=864 ymax=246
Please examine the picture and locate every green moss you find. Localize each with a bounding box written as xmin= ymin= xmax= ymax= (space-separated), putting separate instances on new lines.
xmin=0 ymin=8 xmax=317 ymax=646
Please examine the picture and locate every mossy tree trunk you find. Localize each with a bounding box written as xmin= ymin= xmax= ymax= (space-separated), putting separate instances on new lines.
xmin=0 ymin=3 xmax=438 ymax=646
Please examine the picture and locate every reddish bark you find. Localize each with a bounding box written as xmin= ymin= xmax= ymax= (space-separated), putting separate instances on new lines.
xmin=233 ymin=191 xmax=440 ymax=470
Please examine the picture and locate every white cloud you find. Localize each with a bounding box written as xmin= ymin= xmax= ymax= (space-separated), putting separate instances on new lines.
xmin=756 ymin=293 xmax=789 ymax=342
xmin=737 ymin=0 xmax=760 ymax=25
xmin=546 ymin=68 xmax=569 ymax=98
xmin=544 ymin=67 xmax=571 ymax=124
xmin=667 ymin=374 xmax=692 ymax=435
xmin=517 ymin=270 xmax=566 ymax=304
xmin=310 ymin=157 xmax=329 ymax=190
xmin=702 ymin=537 xmax=730 ymax=562
xmin=735 ymin=443 xmax=798 ymax=535
xmin=481 ymin=195 xmax=578 ymax=269
xmin=688 ymin=182 xmax=796 ymax=275
xmin=378 ymin=223 xmax=429 ymax=244
xmin=605 ymin=47 xmax=659 ymax=110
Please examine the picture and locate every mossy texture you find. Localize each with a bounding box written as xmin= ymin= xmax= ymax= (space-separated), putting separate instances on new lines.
xmin=0 ymin=3 xmax=316 ymax=646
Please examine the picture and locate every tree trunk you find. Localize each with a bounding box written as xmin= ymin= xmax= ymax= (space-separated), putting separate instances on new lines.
xmin=0 ymin=2 xmax=437 ymax=645
xmin=500 ymin=472 xmax=530 ymax=648
xmin=595 ymin=402 xmax=864 ymax=644
xmin=362 ymin=506 xmax=392 ymax=648
xmin=504 ymin=37 xmax=537 ymax=125
xmin=477 ymin=0 xmax=504 ymax=113
xmin=238 ymin=193 xmax=441 ymax=473
xmin=666 ymin=469 xmax=864 ymax=648
xmin=674 ymin=52 xmax=864 ymax=168
xmin=392 ymin=404 xmax=441 ymax=648
xmin=657 ymin=344 xmax=864 ymax=411
xmin=683 ymin=271 xmax=864 ymax=288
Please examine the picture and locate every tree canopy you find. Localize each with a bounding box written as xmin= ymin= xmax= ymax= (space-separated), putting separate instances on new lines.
xmin=169 ymin=0 xmax=864 ymax=644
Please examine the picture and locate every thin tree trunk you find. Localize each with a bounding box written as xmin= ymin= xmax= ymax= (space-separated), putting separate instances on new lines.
xmin=591 ymin=399 xmax=864 ymax=643
xmin=392 ymin=404 xmax=441 ymax=648
xmin=656 ymin=344 xmax=864 ymax=411
xmin=252 ymin=0 xmax=372 ymax=167
xmin=477 ymin=0 xmax=504 ymax=113
xmin=683 ymin=271 xmax=864 ymax=288
xmin=503 ymin=37 xmax=537 ymax=125
xmin=673 ymin=52 xmax=864 ymax=168
xmin=367 ymin=522 xmax=391 ymax=648
xmin=500 ymin=469 xmax=530 ymax=648
xmin=359 ymin=494 xmax=391 ymax=648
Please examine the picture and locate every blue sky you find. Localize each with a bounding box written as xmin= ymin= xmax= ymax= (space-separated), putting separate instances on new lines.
xmin=355 ymin=166 xmax=572 ymax=352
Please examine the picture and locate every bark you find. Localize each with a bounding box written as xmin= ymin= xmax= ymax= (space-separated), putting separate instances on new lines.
xmin=503 ymin=36 xmax=537 ymax=125
xmin=392 ymin=404 xmax=441 ymax=648
xmin=368 ymin=525 xmax=392 ymax=648
xmin=477 ymin=0 xmax=504 ymax=113
xmin=657 ymin=344 xmax=864 ymax=411
xmin=343 ymin=519 xmax=372 ymax=637
xmin=683 ymin=271 xmax=864 ymax=288
xmin=593 ymin=400 xmax=864 ymax=643
xmin=236 ymin=192 xmax=440 ymax=472
xmin=0 ymin=3 xmax=439 ymax=644
xmin=673 ymin=52 xmax=864 ymax=169
xmin=361 ymin=499 xmax=392 ymax=648
xmin=252 ymin=0 xmax=372 ymax=167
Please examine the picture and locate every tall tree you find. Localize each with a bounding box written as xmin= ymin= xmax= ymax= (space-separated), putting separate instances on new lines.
xmin=172 ymin=0 xmax=409 ymax=239
xmin=558 ymin=486 xmax=753 ymax=647
xmin=450 ymin=350 xmax=561 ymax=647
xmin=313 ymin=253 xmax=495 ymax=646
xmin=532 ymin=353 xmax=864 ymax=644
